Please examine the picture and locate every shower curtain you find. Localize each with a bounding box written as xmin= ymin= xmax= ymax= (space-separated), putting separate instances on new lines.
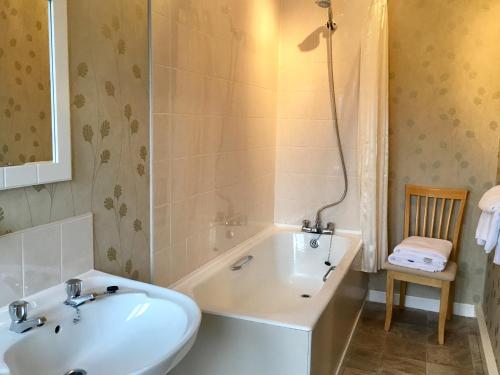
xmin=358 ymin=0 xmax=389 ymax=272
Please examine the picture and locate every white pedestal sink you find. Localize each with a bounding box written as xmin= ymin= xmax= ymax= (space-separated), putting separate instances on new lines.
xmin=0 ymin=270 xmax=201 ymax=375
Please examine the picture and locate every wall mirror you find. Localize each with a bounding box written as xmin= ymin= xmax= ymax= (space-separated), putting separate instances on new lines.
xmin=0 ymin=0 xmax=70 ymax=190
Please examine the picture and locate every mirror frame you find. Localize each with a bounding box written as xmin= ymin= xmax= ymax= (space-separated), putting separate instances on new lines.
xmin=0 ymin=0 xmax=71 ymax=190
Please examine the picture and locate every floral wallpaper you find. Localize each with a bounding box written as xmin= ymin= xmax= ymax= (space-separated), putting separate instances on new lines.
xmin=0 ymin=0 xmax=53 ymax=167
xmin=0 ymin=0 xmax=150 ymax=281
xmin=370 ymin=0 xmax=500 ymax=305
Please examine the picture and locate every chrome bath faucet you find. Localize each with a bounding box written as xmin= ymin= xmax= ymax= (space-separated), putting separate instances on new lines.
xmin=301 ymin=220 xmax=335 ymax=235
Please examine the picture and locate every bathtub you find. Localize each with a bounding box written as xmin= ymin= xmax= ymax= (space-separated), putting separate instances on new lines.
xmin=171 ymin=226 xmax=367 ymax=375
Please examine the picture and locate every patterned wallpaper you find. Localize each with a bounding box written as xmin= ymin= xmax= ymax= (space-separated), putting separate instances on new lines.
xmin=370 ymin=0 xmax=500 ymax=304
xmin=0 ymin=0 xmax=53 ymax=167
xmin=0 ymin=0 xmax=150 ymax=281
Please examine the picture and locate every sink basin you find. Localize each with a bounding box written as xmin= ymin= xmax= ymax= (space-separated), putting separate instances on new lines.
xmin=0 ymin=270 xmax=201 ymax=375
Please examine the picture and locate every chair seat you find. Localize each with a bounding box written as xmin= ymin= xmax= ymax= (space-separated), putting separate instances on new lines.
xmin=382 ymin=260 xmax=457 ymax=281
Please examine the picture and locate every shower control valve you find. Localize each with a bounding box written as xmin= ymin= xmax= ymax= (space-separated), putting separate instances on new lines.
xmin=301 ymin=220 xmax=334 ymax=235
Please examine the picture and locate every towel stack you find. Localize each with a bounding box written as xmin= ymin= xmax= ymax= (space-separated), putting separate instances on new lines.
xmin=388 ymin=236 xmax=452 ymax=272
xmin=475 ymin=185 xmax=500 ymax=265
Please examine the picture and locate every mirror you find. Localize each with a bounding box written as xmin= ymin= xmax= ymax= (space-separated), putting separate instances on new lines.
xmin=0 ymin=0 xmax=70 ymax=190
xmin=0 ymin=0 xmax=53 ymax=167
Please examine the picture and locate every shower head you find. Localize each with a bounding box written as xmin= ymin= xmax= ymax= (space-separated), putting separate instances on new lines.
xmin=315 ymin=0 xmax=335 ymax=30
xmin=315 ymin=0 xmax=331 ymax=8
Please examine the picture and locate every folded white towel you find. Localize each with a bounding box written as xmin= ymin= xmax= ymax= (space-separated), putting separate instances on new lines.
xmin=388 ymin=253 xmax=445 ymax=272
xmin=388 ymin=236 xmax=452 ymax=273
xmin=488 ymin=213 xmax=500 ymax=252
xmin=479 ymin=185 xmax=500 ymax=213
xmin=393 ymin=236 xmax=452 ymax=262
xmin=476 ymin=211 xmax=493 ymax=247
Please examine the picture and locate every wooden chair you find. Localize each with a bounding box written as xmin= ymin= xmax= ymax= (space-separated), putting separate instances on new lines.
xmin=383 ymin=184 xmax=468 ymax=345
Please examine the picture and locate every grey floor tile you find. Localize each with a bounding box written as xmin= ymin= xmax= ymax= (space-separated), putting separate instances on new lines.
xmin=392 ymin=307 xmax=428 ymax=326
xmin=426 ymin=363 xmax=474 ymax=374
xmin=379 ymin=353 xmax=426 ymax=375
xmin=350 ymin=329 xmax=387 ymax=352
xmin=384 ymin=335 xmax=427 ymax=362
xmin=344 ymin=345 xmax=383 ymax=372
xmin=426 ymin=344 xmax=473 ymax=369
xmin=341 ymin=367 xmax=379 ymax=375
xmin=388 ymin=321 xmax=432 ymax=344
xmin=341 ymin=304 xmax=484 ymax=375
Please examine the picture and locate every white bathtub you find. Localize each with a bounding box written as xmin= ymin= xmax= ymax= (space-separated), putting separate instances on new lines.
xmin=171 ymin=226 xmax=367 ymax=375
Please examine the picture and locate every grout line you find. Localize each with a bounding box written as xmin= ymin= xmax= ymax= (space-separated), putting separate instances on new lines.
xmin=59 ymin=223 xmax=63 ymax=282
xmin=20 ymin=233 xmax=25 ymax=298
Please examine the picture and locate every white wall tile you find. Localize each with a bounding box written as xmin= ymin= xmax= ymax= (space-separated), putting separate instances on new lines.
xmin=61 ymin=214 xmax=94 ymax=281
xmin=0 ymin=213 xmax=94 ymax=306
xmin=23 ymin=224 xmax=61 ymax=296
xmin=0 ymin=233 xmax=22 ymax=307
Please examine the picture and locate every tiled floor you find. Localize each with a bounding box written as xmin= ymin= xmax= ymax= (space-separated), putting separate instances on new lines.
xmin=340 ymin=302 xmax=485 ymax=375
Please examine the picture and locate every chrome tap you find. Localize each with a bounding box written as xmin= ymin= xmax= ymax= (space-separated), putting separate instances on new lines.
xmin=64 ymin=279 xmax=120 ymax=307
xmin=9 ymin=300 xmax=47 ymax=334
xmin=64 ymin=279 xmax=96 ymax=307
xmin=301 ymin=219 xmax=335 ymax=235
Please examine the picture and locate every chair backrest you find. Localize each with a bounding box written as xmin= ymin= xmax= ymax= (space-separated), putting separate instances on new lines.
xmin=403 ymin=184 xmax=468 ymax=262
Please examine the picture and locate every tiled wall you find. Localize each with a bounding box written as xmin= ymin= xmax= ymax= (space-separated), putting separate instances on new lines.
xmin=0 ymin=0 xmax=150 ymax=282
xmin=369 ymin=0 xmax=500 ymax=304
xmin=275 ymin=0 xmax=371 ymax=229
xmin=0 ymin=213 xmax=93 ymax=307
xmin=151 ymin=0 xmax=280 ymax=286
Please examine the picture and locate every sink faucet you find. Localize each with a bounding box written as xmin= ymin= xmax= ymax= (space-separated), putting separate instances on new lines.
xmin=9 ymin=300 xmax=47 ymax=334
xmin=64 ymin=279 xmax=120 ymax=307
xmin=64 ymin=279 xmax=96 ymax=307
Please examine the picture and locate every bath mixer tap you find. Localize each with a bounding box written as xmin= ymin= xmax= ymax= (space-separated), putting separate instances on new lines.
xmin=301 ymin=220 xmax=335 ymax=235
xmin=9 ymin=300 xmax=47 ymax=334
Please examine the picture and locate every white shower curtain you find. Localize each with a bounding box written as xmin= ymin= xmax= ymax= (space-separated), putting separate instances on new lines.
xmin=358 ymin=0 xmax=389 ymax=272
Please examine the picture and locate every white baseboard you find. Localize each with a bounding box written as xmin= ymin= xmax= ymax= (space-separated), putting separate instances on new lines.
xmin=367 ymin=290 xmax=476 ymax=318
xmin=475 ymin=305 xmax=499 ymax=375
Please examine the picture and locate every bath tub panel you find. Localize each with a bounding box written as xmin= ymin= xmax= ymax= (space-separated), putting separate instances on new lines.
xmin=171 ymin=312 xmax=311 ymax=375
xmin=310 ymin=250 xmax=368 ymax=375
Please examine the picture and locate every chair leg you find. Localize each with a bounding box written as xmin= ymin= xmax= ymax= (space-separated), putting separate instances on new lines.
xmin=438 ymin=281 xmax=450 ymax=345
xmin=447 ymin=282 xmax=455 ymax=320
xmin=384 ymin=272 xmax=395 ymax=332
xmin=399 ymin=281 xmax=407 ymax=310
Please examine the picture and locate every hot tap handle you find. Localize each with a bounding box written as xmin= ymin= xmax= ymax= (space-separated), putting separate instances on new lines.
xmin=9 ymin=300 xmax=29 ymax=322
xmin=65 ymin=278 xmax=83 ymax=299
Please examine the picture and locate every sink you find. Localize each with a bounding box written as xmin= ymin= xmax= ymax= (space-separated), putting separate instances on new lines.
xmin=0 ymin=270 xmax=201 ymax=375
